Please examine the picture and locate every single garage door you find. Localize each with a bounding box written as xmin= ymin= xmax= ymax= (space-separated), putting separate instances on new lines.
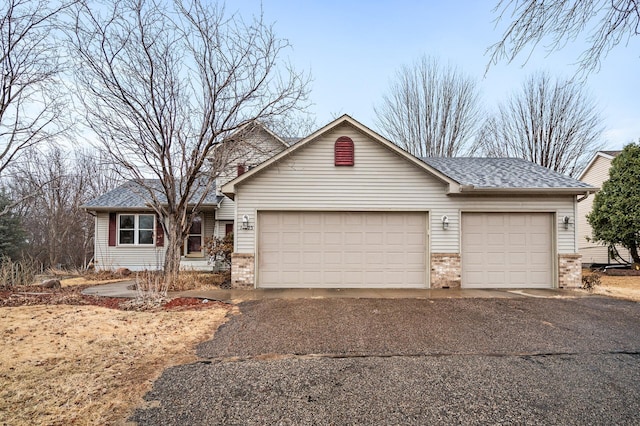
xmin=258 ymin=211 xmax=427 ymax=288
xmin=461 ymin=213 xmax=553 ymax=288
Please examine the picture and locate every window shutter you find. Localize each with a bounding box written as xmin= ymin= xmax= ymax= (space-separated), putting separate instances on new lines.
xmin=108 ymin=213 xmax=117 ymax=246
xmin=334 ymin=136 xmax=354 ymax=166
xmin=237 ymin=164 xmax=246 ymax=176
xmin=156 ymin=217 xmax=164 ymax=247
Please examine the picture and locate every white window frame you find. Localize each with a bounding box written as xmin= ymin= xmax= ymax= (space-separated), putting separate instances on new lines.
xmin=117 ymin=213 xmax=156 ymax=246
xmin=184 ymin=214 xmax=205 ymax=257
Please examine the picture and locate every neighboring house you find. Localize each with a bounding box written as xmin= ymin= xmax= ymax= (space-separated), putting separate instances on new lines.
xmin=577 ymin=150 xmax=631 ymax=265
xmin=222 ymin=115 xmax=594 ymax=290
xmin=82 ymin=122 xmax=288 ymax=271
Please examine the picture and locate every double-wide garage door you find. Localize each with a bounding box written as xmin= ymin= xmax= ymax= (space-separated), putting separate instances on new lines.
xmin=258 ymin=211 xmax=427 ymax=288
xmin=461 ymin=213 xmax=553 ymax=288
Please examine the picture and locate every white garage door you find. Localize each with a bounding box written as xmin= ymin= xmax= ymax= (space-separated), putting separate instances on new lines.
xmin=258 ymin=211 xmax=427 ymax=288
xmin=462 ymin=213 xmax=553 ymax=288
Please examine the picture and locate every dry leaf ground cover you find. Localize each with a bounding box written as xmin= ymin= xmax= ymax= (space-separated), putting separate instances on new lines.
xmin=0 ymin=300 xmax=233 ymax=425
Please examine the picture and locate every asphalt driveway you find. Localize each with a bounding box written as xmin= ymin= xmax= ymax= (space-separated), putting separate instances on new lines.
xmin=131 ymin=296 xmax=640 ymax=425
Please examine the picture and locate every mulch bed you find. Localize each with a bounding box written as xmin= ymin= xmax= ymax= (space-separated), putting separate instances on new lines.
xmin=605 ymin=269 xmax=640 ymax=276
xmin=0 ymin=284 xmax=229 ymax=311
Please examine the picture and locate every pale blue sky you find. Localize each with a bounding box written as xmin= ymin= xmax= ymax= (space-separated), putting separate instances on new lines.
xmin=234 ymin=1 xmax=639 ymax=149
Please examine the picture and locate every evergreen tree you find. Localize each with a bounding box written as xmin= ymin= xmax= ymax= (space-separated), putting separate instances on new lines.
xmin=588 ymin=143 xmax=640 ymax=265
xmin=0 ymin=194 xmax=26 ymax=259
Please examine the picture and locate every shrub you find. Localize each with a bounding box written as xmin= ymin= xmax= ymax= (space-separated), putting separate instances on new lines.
xmin=204 ymin=233 xmax=233 ymax=269
xmin=582 ymin=272 xmax=601 ymax=291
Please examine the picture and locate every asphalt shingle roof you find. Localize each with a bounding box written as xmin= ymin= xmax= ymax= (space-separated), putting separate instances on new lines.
xmin=420 ymin=157 xmax=592 ymax=189
xmin=83 ymin=179 xmax=222 ymax=210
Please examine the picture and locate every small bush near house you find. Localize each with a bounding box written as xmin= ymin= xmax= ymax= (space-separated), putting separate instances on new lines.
xmin=582 ymin=272 xmax=601 ymax=291
xmin=204 ymin=233 xmax=233 ymax=269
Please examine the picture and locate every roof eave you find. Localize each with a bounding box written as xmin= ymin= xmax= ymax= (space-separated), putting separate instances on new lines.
xmin=578 ymin=151 xmax=615 ymax=180
xmin=82 ymin=202 xmax=220 ymax=212
xmin=450 ymin=186 xmax=597 ymax=196
xmin=81 ymin=206 xmax=153 ymax=212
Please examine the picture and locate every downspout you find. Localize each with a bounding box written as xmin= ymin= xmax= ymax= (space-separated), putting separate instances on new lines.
xmin=576 ymin=191 xmax=593 ymax=202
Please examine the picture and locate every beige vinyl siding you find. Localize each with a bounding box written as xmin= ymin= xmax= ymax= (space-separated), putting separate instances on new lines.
xmin=234 ymin=123 xmax=576 ymax=255
xmin=216 ymin=197 xmax=235 ymax=220
xmin=202 ymin=211 xmax=215 ymax=242
xmin=94 ymin=211 xmax=216 ymax=271
xmin=577 ymin=155 xmax=630 ymax=263
xmin=214 ymin=221 xmax=234 ymax=239
xmin=94 ymin=212 xmax=166 ymax=271
xmin=216 ymin=127 xmax=287 ymax=189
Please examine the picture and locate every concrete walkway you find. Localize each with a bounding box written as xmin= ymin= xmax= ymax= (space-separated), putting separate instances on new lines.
xmin=81 ymin=280 xmax=138 ymax=298
xmin=82 ymin=281 xmax=589 ymax=303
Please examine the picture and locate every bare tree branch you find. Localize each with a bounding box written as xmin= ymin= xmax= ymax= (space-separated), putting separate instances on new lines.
xmin=0 ymin=0 xmax=73 ymax=189
xmin=374 ymin=56 xmax=481 ymax=157
xmin=475 ymin=72 xmax=604 ymax=177
xmin=487 ymin=0 xmax=640 ymax=76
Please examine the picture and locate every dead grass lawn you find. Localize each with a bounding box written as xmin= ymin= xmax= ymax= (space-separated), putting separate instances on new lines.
xmin=0 ymin=304 xmax=233 ymax=425
xmin=583 ymin=270 xmax=640 ymax=302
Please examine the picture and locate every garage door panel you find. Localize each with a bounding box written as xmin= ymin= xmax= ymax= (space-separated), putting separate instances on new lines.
xmin=487 ymin=252 xmax=506 ymax=265
xmin=282 ymin=215 xmax=300 ymax=226
xmin=462 ymin=213 xmax=552 ymax=289
xmin=487 ymin=215 xmax=505 ymax=226
xmin=365 ymin=233 xmax=383 ymax=245
xmin=508 ymin=252 xmax=527 ymax=265
xmin=530 ymin=252 xmax=549 ymax=265
xmin=282 ymin=232 xmax=300 ymax=244
xmin=282 ymin=251 xmax=300 ymax=265
xmin=487 ymin=270 xmax=506 ymax=283
xmin=302 ymin=252 xmax=320 ymax=264
xmin=366 ymin=215 xmax=383 ymax=225
xmin=405 ymin=232 xmax=425 ymax=245
xmin=509 ymin=215 xmax=526 ymax=226
xmin=258 ymin=211 xmax=427 ymax=288
xmin=509 ymin=270 xmax=526 ymax=282
xmin=345 ymin=232 xmax=363 ymax=245
xmin=530 ymin=232 xmax=548 ymax=245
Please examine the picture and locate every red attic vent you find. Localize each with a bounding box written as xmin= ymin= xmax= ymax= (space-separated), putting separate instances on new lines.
xmin=334 ymin=136 xmax=354 ymax=166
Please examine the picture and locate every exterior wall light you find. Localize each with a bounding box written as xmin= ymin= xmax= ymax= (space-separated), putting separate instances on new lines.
xmin=562 ymin=215 xmax=571 ymax=230
xmin=241 ymin=214 xmax=253 ymax=230
xmin=441 ymin=215 xmax=449 ymax=230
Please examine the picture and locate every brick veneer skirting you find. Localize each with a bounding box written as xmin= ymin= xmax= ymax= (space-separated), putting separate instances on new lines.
xmin=558 ymin=253 xmax=582 ymax=288
xmin=231 ymin=253 xmax=255 ymax=288
xmin=430 ymin=253 xmax=461 ymax=289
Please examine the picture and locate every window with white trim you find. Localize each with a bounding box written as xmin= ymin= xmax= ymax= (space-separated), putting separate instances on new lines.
xmin=185 ymin=215 xmax=203 ymax=256
xmin=118 ymin=214 xmax=155 ymax=245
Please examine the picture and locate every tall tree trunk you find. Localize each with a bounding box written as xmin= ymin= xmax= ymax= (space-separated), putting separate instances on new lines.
xmin=629 ymin=243 xmax=640 ymax=266
xmin=162 ymin=217 xmax=183 ymax=291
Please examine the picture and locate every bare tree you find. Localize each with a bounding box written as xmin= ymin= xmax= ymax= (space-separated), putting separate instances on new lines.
xmin=264 ymin=111 xmax=317 ymax=140
xmin=374 ymin=56 xmax=481 ymax=157
xmin=8 ymin=146 xmax=118 ymax=269
xmin=475 ymin=72 xmax=604 ymax=177
xmin=0 ymin=0 xmax=72 ymax=215
xmin=70 ymin=0 xmax=309 ymax=284
xmin=488 ymin=0 xmax=640 ymax=75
